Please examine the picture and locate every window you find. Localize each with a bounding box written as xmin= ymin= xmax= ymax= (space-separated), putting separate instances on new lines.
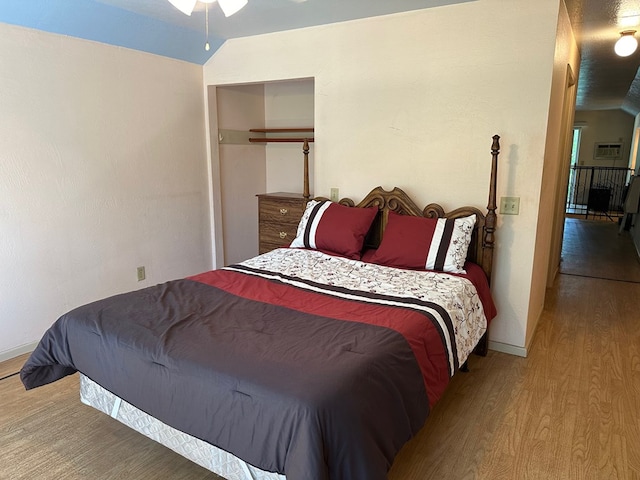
xmin=570 ymin=127 xmax=581 ymax=166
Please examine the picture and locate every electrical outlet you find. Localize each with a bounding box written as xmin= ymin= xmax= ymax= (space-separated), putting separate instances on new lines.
xmin=500 ymin=196 xmax=520 ymax=215
xmin=137 ymin=266 xmax=146 ymax=282
xmin=330 ymin=188 xmax=339 ymax=202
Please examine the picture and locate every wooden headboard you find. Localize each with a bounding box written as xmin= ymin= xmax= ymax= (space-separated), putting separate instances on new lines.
xmin=317 ymin=135 xmax=500 ymax=285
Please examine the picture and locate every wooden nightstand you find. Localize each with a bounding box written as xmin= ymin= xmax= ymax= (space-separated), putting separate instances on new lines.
xmin=257 ymin=193 xmax=307 ymax=254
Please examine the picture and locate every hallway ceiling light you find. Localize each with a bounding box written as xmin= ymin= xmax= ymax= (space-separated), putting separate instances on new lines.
xmin=166 ymin=0 xmax=248 ymax=17
xmin=614 ymin=30 xmax=638 ymax=57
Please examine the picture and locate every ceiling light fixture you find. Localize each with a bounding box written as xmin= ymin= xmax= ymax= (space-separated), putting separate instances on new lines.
xmin=614 ymin=30 xmax=638 ymax=57
xmin=167 ymin=0 xmax=248 ymax=51
xmin=167 ymin=0 xmax=196 ymax=15
xmin=167 ymin=0 xmax=248 ymax=17
xmin=217 ymin=0 xmax=248 ymax=17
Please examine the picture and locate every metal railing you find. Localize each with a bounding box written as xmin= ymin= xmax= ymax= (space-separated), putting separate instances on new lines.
xmin=565 ymin=166 xmax=633 ymax=220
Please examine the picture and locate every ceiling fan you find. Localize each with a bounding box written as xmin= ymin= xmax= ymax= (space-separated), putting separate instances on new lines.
xmin=167 ymin=0 xmax=248 ymax=51
xmin=167 ymin=0 xmax=248 ymax=17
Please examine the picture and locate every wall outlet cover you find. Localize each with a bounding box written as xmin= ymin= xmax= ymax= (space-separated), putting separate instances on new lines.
xmin=137 ymin=266 xmax=146 ymax=281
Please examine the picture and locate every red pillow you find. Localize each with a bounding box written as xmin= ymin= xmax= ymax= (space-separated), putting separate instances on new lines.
xmin=289 ymin=200 xmax=378 ymax=259
xmin=370 ymin=211 xmax=476 ymax=273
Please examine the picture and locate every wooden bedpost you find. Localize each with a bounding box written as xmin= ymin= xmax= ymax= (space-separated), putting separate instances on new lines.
xmin=474 ymin=135 xmax=499 ymax=359
xmin=482 ymin=135 xmax=500 ymax=284
xmin=303 ymin=139 xmax=310 ymax=201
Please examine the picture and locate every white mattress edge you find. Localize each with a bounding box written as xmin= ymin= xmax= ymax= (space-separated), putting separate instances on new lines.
xmin=79 ymin=374 xmax=286 ymax=480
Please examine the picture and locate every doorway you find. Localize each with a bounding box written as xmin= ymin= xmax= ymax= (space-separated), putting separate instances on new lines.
xmin=564 ymin=127 xmax=581 ymax=215
xmin=207 ymin=79 xmax=314 ymax=267
xmin=559 ymin=110 xmax=639 ymax=283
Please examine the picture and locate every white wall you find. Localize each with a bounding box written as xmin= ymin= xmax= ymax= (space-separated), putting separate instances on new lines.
xmin=529 ymin=2 xmax=580 ymax=346
xmin=0 ymin=24 xmax=210 ymax=359
xmin=204 ymin=0 xmax=565 ymax=353
xmin=215 ymin=84 xmax=266 ymax=265
xmin=264 ymin=79 xmax=315 ymax=194
xmin=574 ymin=110 xmax=635 ymax=167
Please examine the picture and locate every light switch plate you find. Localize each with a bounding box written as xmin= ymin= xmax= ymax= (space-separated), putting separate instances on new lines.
xmin=500 ymin=196 xmax=520 ymax=215
xmin=330 ymin=188 xmax=339 ymax=202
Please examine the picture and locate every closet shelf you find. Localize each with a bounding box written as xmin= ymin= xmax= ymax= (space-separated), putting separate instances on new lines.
xmin=248 ymin=127 xmax=314 ymax=143
xmin=249 ymin=138 xmax=314 ymax=143
xmin=249 ymin=128 xmax=313 ymax=133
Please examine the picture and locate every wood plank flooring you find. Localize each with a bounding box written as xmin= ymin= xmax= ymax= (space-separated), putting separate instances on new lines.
xmin=1 ymin=218 xmax=639 ymax=479
xmin=560 ymin=217 xmax=640 ymax=283
xmin=0 ymin=366 xmax=221 ymax=479
xmin=388 ymin=274 xmax=640 ymax=479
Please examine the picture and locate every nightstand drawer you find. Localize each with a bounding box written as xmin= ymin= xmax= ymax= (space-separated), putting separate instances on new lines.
xmin=259 ymin=199 xmax=305 ymax=226
xmin=257 ymin=192 xmax=307 ymax=254
xmin=259 ymin=221 xmax=299 ymax=249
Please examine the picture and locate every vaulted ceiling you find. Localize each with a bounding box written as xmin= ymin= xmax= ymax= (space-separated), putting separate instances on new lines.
xmin=1 ymin=0 xmax=639 ymax=115
xmin=0 ymin=0 xmax=469 ymax=64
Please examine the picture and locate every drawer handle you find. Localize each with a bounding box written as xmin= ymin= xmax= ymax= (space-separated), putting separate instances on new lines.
xmin=279 ymin=231 xmax=288 ymax=239
xmin=280 ymin=208 xmax=288 ymax=215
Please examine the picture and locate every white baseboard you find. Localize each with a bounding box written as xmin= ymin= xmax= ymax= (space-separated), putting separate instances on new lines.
xmin=488 ymin=340 xmax=527 ymax=358
xmin=0 ymin=342 xmax=38 ymax=364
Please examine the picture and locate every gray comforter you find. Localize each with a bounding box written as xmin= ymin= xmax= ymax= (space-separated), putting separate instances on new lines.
xmin=21 ymin=278 xmax=432 ymax=479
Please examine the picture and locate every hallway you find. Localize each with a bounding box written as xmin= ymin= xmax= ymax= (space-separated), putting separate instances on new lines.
xmin=560 ymin=217 xmax=640 ymax=283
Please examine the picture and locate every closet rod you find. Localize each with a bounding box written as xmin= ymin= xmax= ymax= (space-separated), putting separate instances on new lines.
xmin=249 ymin=128 xmax=314 ymax=133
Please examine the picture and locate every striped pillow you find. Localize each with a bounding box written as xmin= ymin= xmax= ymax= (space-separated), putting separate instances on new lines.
xmin=370 ymin=211 xmax=476 ymax=273
xmin=289 ymin=200 xmax=378 ymax=259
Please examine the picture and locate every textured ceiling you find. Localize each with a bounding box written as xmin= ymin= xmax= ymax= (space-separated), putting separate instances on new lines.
xmin=565 ymin=0 xmax=640 ymax=115
xmin=0 ymin=0 xmax=639 ymax=115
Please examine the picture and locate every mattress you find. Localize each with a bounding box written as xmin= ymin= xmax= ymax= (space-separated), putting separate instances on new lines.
xmin=80 ymin=374 xmax=285 ymax=480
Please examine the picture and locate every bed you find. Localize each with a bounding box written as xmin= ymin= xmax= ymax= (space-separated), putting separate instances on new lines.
xmin=21 ymin=135 xmax=501 ymax=480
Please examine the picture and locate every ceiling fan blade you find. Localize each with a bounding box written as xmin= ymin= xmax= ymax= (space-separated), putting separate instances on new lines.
xmin=167 ymin=0 xmax=198 ymax=15
xmin=218 ymin=0 xmax=248 ymax=17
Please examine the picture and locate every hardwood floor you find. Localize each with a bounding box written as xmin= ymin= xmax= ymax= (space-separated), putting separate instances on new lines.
xmin=389 ymin=274 xmax=640 ymax=479
xmin=2 ymin=218 xmax=639 ymax=479
xmin=0 ymin=363 xmax=220 ymax=480
xmin=560 ymin=217 xmax=640 ymax=283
